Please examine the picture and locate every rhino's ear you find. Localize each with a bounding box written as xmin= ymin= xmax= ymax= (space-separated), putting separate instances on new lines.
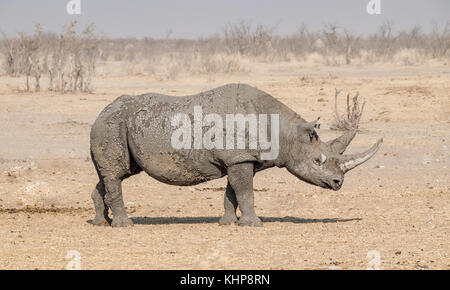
xmin=297 ymin=117 xmax=320 ymax=142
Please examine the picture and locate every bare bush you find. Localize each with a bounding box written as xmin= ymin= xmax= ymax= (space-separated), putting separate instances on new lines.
xmin=1 ymin=32 xmax=24 ymax=76
xmin=319 ymin=24 xmax=363 ymax=65
xmin=1 ymin=24 xmax=42 ymax=91
xmin=428 ymin=22 xmax=450 ymax=58
xmin=223 ymin=20 xmax=275 ymax=57
xmin=47 ymin=21 xmax=99 ymax=92
xmin=2 ymin=21 xmax=99 ymax=93
xmin=343 ymin=30 xmax=361 ymax=65
xmin=331 ymin=89 xmax=366 ymax=131
xmin=370 ymin=20 xmax=396 ymax=60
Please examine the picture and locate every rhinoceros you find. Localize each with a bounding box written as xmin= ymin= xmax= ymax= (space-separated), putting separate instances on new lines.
xmin=90 ymin=83 xmax=382 ymax=227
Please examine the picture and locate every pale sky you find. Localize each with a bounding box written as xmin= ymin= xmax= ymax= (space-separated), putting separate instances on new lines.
xmin=0 ymin=0 xmax=449 ymax=38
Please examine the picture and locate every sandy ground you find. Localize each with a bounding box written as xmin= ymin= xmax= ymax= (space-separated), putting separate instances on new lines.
xmin=0 ymin=62 xmax=449 ymax=269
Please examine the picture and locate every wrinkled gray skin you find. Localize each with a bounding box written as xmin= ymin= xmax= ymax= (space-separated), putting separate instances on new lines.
xmin=90 ymin=83 xmax=382 ymax=227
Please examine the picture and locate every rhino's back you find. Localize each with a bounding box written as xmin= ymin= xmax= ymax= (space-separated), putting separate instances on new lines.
xmin=123 ymin=83 xmax=281 ymax=148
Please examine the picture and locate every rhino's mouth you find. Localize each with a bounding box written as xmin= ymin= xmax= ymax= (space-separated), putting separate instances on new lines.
xmin=322 ymin=182 xmax=333 ymax=190
xmin=322 ymin=180 xmax=341 ymax=191
xmin=324 ymin=183 xmax=332 ymax=189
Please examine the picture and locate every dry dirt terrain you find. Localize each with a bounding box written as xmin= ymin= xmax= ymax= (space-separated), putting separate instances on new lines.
xmin=0 ymin=62 xmax=449 ymax=269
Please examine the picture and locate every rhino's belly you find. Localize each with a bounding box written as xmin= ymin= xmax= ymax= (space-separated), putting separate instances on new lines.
xmin=132 ymin=150 xmax=226 ymax=186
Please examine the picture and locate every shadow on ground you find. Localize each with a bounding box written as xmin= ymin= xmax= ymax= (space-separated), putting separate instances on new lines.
xmin=124 ymin=216 xmax=361 ymax=225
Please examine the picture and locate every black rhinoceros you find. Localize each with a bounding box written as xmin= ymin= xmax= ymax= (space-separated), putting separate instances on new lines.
xmin=90 ymin=83 xmax=382 ymax=227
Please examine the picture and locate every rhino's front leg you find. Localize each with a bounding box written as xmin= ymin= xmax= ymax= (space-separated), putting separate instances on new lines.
xmin=227 ymin=162 xmax=262 ymax=227
xmin=218 ymin=182 xmax=238 ymax=225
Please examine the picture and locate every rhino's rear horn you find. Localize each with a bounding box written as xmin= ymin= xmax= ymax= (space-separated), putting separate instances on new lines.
xmin=338 ymin=138 xmax=383 ymax=173
xmin=326 ymin=129 xmax=357 ymax=154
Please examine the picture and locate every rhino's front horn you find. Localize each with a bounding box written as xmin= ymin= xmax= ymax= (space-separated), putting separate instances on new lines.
xmin=326 ymin=129 xmax=357 ymax=154
xmin=338 ymin=138 xmax=383 ymax=173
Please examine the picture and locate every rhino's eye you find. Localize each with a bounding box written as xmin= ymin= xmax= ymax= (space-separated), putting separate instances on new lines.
xmin=313 ymin=153 xmax=327 ymax=165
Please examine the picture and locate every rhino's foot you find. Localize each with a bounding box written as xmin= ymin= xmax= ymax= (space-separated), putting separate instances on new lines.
xmin=237 ymin=215 xmax=263 ymax=227
xmin=219 ymin=215 xmax=238 ymax=226
xmin=111 ymin=216 xmax=134 ymax=227
xmin=92 ymin=216 xmax=112 ymax=226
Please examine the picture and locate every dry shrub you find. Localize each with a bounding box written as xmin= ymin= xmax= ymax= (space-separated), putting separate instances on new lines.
xmin=331 ymin=89 xmax=366 ymax=131
xmin=1 ymin=24 xmax=43 ymax=91
xmin=165 ymin=62 xmax=181 ymax=80
xmin=1 ymin=21 xmax=99 ymax=93
xmin=199 ymin=54 xmax=242 ymax=74
xmin=393 ymin=48 xmax=423 ymax=65
xmin=46 ymin=21 xmax=99 ymax=93
xmin=223 ymin=20 xmax=275 ymax=57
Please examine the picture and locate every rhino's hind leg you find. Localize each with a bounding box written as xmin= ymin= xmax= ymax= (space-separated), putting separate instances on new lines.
xmin=91 ymin=181 xmax=111 ymax=226
xmin=103 ymin=177 xmax=134 ymax=227
xmin=227 ymin=162 xmax=263 ymax=227
xmin=219 ymin=182 xmax=238 ymax=225
xmin=90 ymin=117 xmax=138 ymax=227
